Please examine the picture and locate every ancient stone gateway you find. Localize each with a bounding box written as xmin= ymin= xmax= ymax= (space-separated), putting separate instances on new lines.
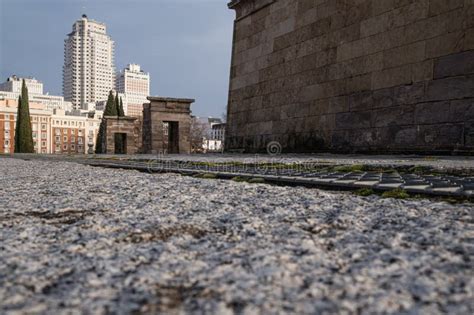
xmin=142 ymin=97 xmax=195 ymax=154
xmin=225 ymin=0 xmax=474 ymax=154
xmin=103 ymin=116 xmax=141 ymax=155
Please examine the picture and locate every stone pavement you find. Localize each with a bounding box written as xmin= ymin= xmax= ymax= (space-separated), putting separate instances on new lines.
xmin=2 ymin=153 xmax=474 ymax=198
xmin=0 ymin=158 xmax=473 ymax=314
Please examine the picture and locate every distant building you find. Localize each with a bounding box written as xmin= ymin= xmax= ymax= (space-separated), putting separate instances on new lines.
xmin=0 ymin=76 xmax=73 ymax=111
xmin=116 ymin=64 xmax=150 ymax=117
xmin=0 ymin=96 xmax=101 ymax=154
xmin=194 ymin=117 xmax=225 ymax=152
xmin=63 ymin=14 xmax=115 ymax=109
xmin=211 ymin=123 xmax=226 ymax=142
xmin=0 ymin=75 xmax=44 ymax=95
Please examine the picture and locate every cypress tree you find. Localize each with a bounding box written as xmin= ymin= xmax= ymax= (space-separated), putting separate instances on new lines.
xmin=14 ymin=95 xmax=22 ymax=152
xmin=95 ymin=90 xmax=118 ymax=153
xmin=104 ymin=90 xmax=118 ymax=116
xmin=118 ymin=97 xmax=125 ymax=117
xmin=115 ymin=93 xmax=120 ymax=116
xmin=95 ymin=121 xmax=105 ymax=154
xmin=14 ymin=80 xmax=34 ymax=153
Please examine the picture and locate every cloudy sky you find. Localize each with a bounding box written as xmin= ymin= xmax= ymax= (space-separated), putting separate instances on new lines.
xmin=0 ymin=0 xmax=235 ymax=117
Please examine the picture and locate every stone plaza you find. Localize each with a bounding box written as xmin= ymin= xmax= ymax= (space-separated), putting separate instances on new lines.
xmin=0 ymin=157 xmax=472 ymax=314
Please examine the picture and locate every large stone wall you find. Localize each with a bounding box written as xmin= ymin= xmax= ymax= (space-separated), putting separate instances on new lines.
xmin=225 ymin=0 xmax=474 ymax=154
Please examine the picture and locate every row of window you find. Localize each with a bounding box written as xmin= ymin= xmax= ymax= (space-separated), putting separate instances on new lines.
xmin=55 ymin=144 xmax=83 ymax=151
xmin=54 ymin=136 xmax=83 ymax=144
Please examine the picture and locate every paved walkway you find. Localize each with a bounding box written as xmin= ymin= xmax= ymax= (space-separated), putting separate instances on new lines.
xmin=2 ymin=154 xmax=473 ymax=198
xmin=1 ymin=158 xmax=472 ymax=314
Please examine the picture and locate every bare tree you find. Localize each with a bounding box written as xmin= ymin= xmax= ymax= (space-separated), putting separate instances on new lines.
xmin=190 ymin=117 xmax=209 ymax=153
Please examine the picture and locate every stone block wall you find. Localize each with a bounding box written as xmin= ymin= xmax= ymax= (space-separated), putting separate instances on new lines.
xmin=142 ymin=97 xmax=194 ymax=154
xmin=225 ymin=0 xmax=474 ymax=154
xmin=104 ymin=116 xmax=140 ymax=154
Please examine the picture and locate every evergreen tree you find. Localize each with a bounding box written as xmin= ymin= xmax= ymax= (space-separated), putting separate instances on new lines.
xmin=95 ymin=121 xmax=105 ymax=154
xmin=104 ymin=90 xmax=118 ymax=116
xmin=14 ymin=80 xmax=34 ymax=153
xmin=95 ymin=90 xmax=118 ymax=153
xmin=115 ymin=93 xmax=121 ymax=116
xmin=118 ymin=97 xmax=125 ymax=117
xmin=14 ymin=95 xmax=22 ymax=151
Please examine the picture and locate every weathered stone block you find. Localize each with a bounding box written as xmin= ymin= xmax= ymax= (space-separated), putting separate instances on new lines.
xmin=335 ymin=111 xmax=372 ymax=129
xmin=425 ymin=31 xmax=465 ymax=59
xmin=429 ymin=0 xmax=464 ymax=16
xmin=434 ymin=50 xmax=474 ymax=79
xmin=417 ymin=124 xmax=464 ymax=147
xmin=415 ymin=101 xmax=450 ymax=124
xmin=450 ymin=99 xmax=474 ymax=122
xmin=425 ymin=75 xmax=474 ymax=101
xmin=383 ymin=41 xmax=426 ymax=68
xmin=374 ymin=105 xmax=415 ymax=127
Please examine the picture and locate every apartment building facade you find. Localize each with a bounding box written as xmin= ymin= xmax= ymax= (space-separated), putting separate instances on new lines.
xmin=0 ymin=76 xmax=73 ymax=111
xmin=63 ymin=14 xmax=115 ymax=109
xmin=116 ymin=64 xmax=150 ymax=116
xmin=0 ymin=98 xmax=101 ymax=154
xmin=0 ymin=75 xmax=44 ymax=95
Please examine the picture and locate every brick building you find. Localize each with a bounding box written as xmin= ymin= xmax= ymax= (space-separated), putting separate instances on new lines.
xmin=0 ymin=99 xmax=101 ymax=154
xmin=225 ymin=0 xmax=474 ymax=154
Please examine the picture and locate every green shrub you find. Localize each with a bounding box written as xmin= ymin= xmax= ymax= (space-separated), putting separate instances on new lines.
xmin=354 ymin=188 xmax=375 ymax=197
xmin=334 ymin=164 xmax=366 ymax=173
xmin=382 ymin=188 xmax=410 ymax=199
xmin=231 ymin=176 xmax=247 ymax=182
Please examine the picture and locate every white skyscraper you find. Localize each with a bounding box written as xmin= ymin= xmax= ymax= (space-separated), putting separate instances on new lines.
xmin=63 ymin=14 xmax=115 ymax=109
xmin=116 ymin=64 xmax=150 ymax=117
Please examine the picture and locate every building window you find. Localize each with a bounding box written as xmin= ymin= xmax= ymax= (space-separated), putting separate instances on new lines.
xmin=41 ymin=124 xmax=47 ymax=130
xmin=71 ymin=144 xmax=75 ymax=150
xmin=4 ymin=123 xmax=10 ymax=130
xmin=63 ymin=136 xmax=68 ymax=142
xmin=63 ymin=144 xmax=68 ymax=150
xmin=5 ymin=140 xmax=9 ymax=146
xmin=41 ymin=133 xmax=47 ymax=139
xmin=42 ymin=141 xmax=46 ymax=147
xmin=5 ymin=114 xmax=9 ymax=120
xmin=71 ymin=136 xmax=75 ymax=142
xmin=33 ymin=132 xmax=37 ymax=138
xmin=55 ymin=136 xmax=60 ymax=142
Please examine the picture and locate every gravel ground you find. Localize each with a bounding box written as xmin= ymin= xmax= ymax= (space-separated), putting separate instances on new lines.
xmin=0 ymin=159 xmax=473 ymax=314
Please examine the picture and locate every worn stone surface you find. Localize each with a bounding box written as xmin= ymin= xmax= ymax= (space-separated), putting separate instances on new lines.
xmin=103 ymin=116 xmax=140 ymax=155
xmin=1 ymin=158 xmax=473 ymax=314
xmin=225 ymin=0 xmax=474 ymax=154
xmin=142 ymin=97 xmax=194 ymax=155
